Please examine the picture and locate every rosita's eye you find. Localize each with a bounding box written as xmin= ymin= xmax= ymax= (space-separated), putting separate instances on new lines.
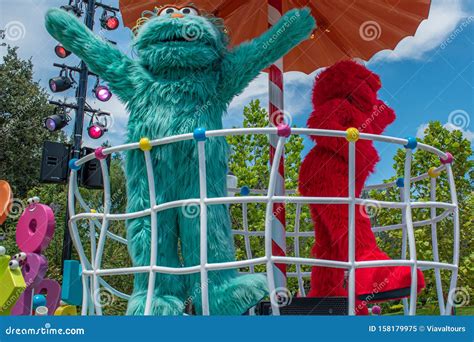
xmin=9 ymin=260 xmax=19 ymax=270
xmin=159 ymin=7 xmax=178 ymax=16
xmin=180 ymin=7 xmax=199 ymax=15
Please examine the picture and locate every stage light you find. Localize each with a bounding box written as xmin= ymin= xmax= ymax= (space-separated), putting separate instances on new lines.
xmin=88 ymin=123 xmax=107 ymax=139
xmin=44 ymin=107 xmax=70 ymax=132
xmin=100 ymin=12 xmax=119 ymax=30
xmin=55 ymin=44 xmax=71 ymax=58
xmin=94 ymin=85 xmax=112 ymax=102
xmin=49 ymin=76 xmax=72 ymax=93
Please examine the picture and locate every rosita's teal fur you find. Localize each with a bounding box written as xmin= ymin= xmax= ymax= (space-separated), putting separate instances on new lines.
xmin=45 ymin=7 xmax=315 ymax=315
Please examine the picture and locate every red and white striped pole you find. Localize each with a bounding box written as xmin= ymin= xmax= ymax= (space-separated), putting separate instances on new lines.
xmin=268 ymin=0 xmax=287 ymax=291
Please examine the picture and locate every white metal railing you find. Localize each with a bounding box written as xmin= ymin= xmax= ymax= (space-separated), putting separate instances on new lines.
xmin=67 ymin=127 xmax=460 ymax=316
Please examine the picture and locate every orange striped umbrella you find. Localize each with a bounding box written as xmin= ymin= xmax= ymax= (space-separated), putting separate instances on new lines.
xmin=119 ymin=0 xmax=431 ymax=73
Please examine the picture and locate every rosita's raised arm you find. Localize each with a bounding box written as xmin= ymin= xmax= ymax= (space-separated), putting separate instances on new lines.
xmin=45 ymin=8 xmax=139 ymax=101
xmin=219 ymin=8 xmax=316 ymax=102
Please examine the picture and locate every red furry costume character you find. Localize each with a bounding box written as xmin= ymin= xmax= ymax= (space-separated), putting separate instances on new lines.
xmin=299 ymin=60 xmax=425 ymax=314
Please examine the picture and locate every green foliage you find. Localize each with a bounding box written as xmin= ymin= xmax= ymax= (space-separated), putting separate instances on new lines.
xmin=0 ymin=47 xmax=65 ymax=197
xmin=369 ymin=121 xmax=473 ymax=310
xmin=227 ymin=100 xmax=313 ymax=294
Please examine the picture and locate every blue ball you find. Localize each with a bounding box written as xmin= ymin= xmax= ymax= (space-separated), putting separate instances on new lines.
xmin=33 ymin=294 xmax=47 ymax=309
xmin=193 ymin=127 xmax=206 ymax=142
xmin=240 ymin=186 xmax=250 ymax=196
xmin=396 ymin=178 xmax=405 ymax=188
xmin=404 ymin=136 xmax=418 ymax=150
xmin=68 ymin=158 xmax=81 ymax=171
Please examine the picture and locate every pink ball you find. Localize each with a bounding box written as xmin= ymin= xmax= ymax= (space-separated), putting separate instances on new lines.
xmin=277 ymin=124 xmax=291 ymax=138
xmin=94 ymin=147 xmax=107 ymax=160
xmin=371 ymin=305 xmax=381 ymax=315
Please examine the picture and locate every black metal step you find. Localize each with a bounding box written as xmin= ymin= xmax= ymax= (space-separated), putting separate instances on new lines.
xmin=255 ymin=297 xmax=348 ymax=315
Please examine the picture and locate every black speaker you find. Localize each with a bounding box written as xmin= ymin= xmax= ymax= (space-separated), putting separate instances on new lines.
xmin=79 ymin=147 xmax=110 ymax=189
xmin=256 ymin=297 xmax=348 ymax=315
xmin=40 ymin=141 xmax=70 ymax=184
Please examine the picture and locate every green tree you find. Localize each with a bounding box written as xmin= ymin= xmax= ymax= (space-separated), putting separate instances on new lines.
xmin=227 ymin=100 xmax=313 ymax=294
xmin=369 ymin=121 xmax=473 ymax=313
xmin=0 ymin=47 xmax=65 ymax=196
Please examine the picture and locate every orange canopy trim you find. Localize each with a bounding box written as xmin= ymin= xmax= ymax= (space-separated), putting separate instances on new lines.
xmin=119 ymin=0 xmax=431 ymax=74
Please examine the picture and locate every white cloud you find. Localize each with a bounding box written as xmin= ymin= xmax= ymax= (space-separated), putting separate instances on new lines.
xmin=371 ymin=0 xmax=471 ymax=62
xmin=416 ymin=122 xmax=474 ymax=141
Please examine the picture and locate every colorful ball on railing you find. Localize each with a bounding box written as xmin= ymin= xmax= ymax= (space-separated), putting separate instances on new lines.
xmin=193 ymin=127 xmax=206 ymax=142
xmin=277 ymin=124 xmax=291 ymax=138
xmin=346 ymin=127 xmax=360 ymax=142
xmin=240 ymin=186 xmax=250 ymax=196
xmin=371 ymin=305 xmax=381 ymax=315
xmin=139 ymin=137 xmax=152 ymax=152
xmin=33 ymin=294 xmax=47 ymax=309
xmin=440 ymin=152 xmax=453 ymax=165
xmin=428 ymin=167 xmax=441 ymax=178
xmin=94 ymin=147 xmax=107 ymax=160
xmin=68 ymin=158 xmax=81 ymax=171
xmin=404 ymin=137 xmax=418 ymax=150
xmin=396 ymin=178 xmax=404 ymax=188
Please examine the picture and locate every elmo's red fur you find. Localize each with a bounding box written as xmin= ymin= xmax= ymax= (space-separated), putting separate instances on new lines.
xmin=299 ymin=60 xmax=425 ymax=314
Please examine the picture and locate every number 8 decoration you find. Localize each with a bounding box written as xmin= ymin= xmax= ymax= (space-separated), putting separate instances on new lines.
xmin=11 ymin=198 xmax=60 ymax=315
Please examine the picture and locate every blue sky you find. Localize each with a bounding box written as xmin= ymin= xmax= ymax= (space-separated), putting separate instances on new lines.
xmin=1 ymin=0 xmax=473 ymax=185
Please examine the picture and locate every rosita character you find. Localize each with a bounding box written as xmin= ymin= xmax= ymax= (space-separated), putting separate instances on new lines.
xmin=299 ymin=60 xmax=425 ymax=314
xmin=45 ymin=5 xmax=316 ymax=315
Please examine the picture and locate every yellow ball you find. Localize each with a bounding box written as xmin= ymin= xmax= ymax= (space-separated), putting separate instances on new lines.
xmin=346 ymin=128 xmax=360 ymax=142
xmin=139 ymin=137 xmax=152 ymax=152
xmin=428 ymin=167 xmax=441 ymax=178
xmin=54 ymin=305 xmax=77 ymax=316
xmin=90 ymin=209 xmax=97 ymax=214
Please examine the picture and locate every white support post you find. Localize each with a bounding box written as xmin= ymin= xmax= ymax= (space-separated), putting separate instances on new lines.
xmin=242 ymin=203 xmax=254 ymax=273
xmin=348 ymin=142 xmax=356 ymax=315
xmin=400 ymin=188 xmax=409 ymax=315
xmin=430 ymin=177 xmax=445 ymax=314
xmin=445 ymin=164 xmax=460 ymax=315
xmin=403 ymin=149 xmax=418 ymax=316
xmin=197 ymin=141 xmax=210 ymax=315
xmin=264 ymin=137 xmax=286 ymax=316
xmin=143 ymin=151 xmax=158 ymax=316
xmin=90 ymin=159 xmax=111 ymax=315
xmin=294 ymin=203 xmax=305 ymax=296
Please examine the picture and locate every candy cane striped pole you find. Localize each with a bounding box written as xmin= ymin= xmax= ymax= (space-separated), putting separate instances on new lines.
xmin=268 ymin=0 xmax=287 ymax=291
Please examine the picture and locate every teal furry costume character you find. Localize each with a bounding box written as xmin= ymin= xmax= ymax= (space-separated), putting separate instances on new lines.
xmin=45 ymin=6 xmax=315 ymax=315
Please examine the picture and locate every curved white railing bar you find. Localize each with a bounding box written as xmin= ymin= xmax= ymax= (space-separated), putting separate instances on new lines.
xmin=67 ymin=128 xmax=459 ymax=316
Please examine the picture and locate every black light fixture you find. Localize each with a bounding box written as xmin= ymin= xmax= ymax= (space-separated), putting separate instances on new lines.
xmin=100 ymin=10 xmax=119 ymax=30
xmin=44 ymin=106 xmax=70 ymax=132
xmin=93 ymin=77 xmax=112 ymax=102
xmin=49 ymin=68 xmax=74 ymax=93
xmin=55 ymin=44 xmax=71 ymax=58
xmin=87 ymin=111 xmax=110 ymax=139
